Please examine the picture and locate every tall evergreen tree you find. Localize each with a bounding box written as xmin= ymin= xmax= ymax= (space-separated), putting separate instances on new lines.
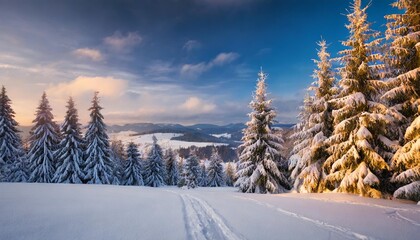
xmin=323 ymin=0 xmax=392 ymax=198
xmin=289 ymin=94 xmax=314 ymax=183
xmin=390 ymin=105 xmax=420 ymax=201
xmin=291 ymin=40 xmax=336 ymax=193
xmin=83 ymin=92 xmax=115 ymax=184
xmin=122 ymin=142 xmax=144 ymax=186
xmin=177 ymin=157 xmax=186 ymax=187
xmin=0 ymin=86 xmax=26 ymax=182
xmin=184 ymin=155 xmax=200 ymax=189
xmin=198 ymin=162 xmax=207 ymax=187
xmin=235 ymin=70 xmax=290 ymax=194
xmin=382 ymin=0 xmax=420 ymax=143
xmin=53 ymin=97 xmax=85 ymax=183
xmin=207 ymin=148 xmax=225 ymax=187
xmin=143 ymin=136 xmax=165 ymax=187
xmin=110 ymin=140 xmax=126 ymax=184
xmin=224 ymin=162 xmax=236 ymax=187
xmin=165 ymin=148 xmax=178 ymax=186
xmin=27 ymin=92 xmax=60 ymax=183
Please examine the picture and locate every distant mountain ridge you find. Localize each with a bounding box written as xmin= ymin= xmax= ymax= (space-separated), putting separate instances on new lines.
xmin=19 ymin=122 xmax=295 ymax=146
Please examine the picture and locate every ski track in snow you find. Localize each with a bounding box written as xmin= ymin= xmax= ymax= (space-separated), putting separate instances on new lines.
xmin=284 ymin=195 xmax=420 ymax=213
xmin=166 ymin=190 xmax=244 ymax=240
xmin=385 ymin=210 xmax=420 ymax=227
xmin=234 ymin=196 xmax=375 ymax=240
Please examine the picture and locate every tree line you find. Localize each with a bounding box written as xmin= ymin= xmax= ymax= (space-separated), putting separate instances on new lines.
xmin=0 ymin=90 xmax=236 ymax=188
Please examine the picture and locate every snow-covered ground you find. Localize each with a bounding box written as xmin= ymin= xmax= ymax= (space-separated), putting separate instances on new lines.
xmin=108 ymin=131 xmax=227 ymax=150
xmin=1 ymin=183 xmax=419 ymax=240
xmin=211 ymin=133 xmax=232 ymax=139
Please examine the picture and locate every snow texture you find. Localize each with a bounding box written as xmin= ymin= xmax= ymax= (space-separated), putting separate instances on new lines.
xmin=1 ymin=183 xmax=419 ymax=240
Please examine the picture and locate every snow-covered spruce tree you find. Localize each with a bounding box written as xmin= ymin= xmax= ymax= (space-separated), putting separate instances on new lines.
xmin=53 ymin=97 xmax=85 ymax=183
xmin=143 ymin=136 xmax=165 ymax=187
xmin=0 ymin=86 xmax=26 ymax=182
xmin=292 ymin=40 xmax=336 ymax=193
xmin=382 ymin=0 xmax=420 ymax=143
xmin=207 ymin=148 xmax=225 ymax=187
xmin=110 ymin=140 xmax=126 ymax=184
xmin=83 ymin=92 xmax=116 ymax=184
xmin=390 ymin=105 xmax=420 ymax=201
xmin=27 ymin=92 xmax=61 ymax=183
xmin=288 ymin=94 xmax=314 ymax=184
xmin=184 ymin=155 xmax=200 ymax=189
xmin=165 ymin=148 xmax=178 ymax=186
xmin=235 ymin=70 xmax=290 ymax=194
xmin=198 ymin=162 xmax=207 ymax=187
xmin=224 ymin=162 xmax=236 ymax=187
xmin=177 ymin=157 xmax=186 ymax=187
xmin=122 ymin=142 xmax=144 ymax=186
xmin=323 ymin=0 xmax=392 ymax=198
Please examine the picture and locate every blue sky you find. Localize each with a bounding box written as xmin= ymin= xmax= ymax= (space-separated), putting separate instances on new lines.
xmin=0 ymin=0 xmax=393 ymax=125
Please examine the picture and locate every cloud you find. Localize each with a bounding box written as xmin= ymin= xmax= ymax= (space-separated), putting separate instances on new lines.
xmin=180 ymin=52 xmax=239 ymax=78
xmin=180 ymin=62 xmax=209 ymax=78
xmin=104 ymin=32 xmax=142 ymax=52
xmin=183 ymin=40 xmax=201 ymax=52
xmin=211 ymin=52 xmax=239 ymax=65
xmin=73 ymin=48 xmax=103 ymax=61
xmin=180 ymin=96 xmax=216 ymax=113
xmin=47 ymin=76 xmax=128 ymax=97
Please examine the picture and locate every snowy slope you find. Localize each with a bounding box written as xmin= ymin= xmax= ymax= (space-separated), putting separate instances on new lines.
xmin=1 ymin=183 xmax=419 ymax=240
xmin=108 ymin=131 xmax=227 ymax=150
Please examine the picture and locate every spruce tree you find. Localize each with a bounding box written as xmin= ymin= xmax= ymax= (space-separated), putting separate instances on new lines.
xmin=177 ymin=157 xmax=186 ymax=187
xmin=235 ymin=70 xmax=290 ymax=194
xmin=292 ymin=40 xmax=336 ymax=193
xmin=323 ymin=0 xmax=391 ymax=198
xmin=122 ymin=142 xmax=144 ymax=186
xmin=207 ymin=148 xmax=225 ymax=187
xmin=382 ymin=0 xmax=420 ymax=143
xmin=110 ymin=140 xmax=126 ymax=184
xmin=28 ymin=92 xmax=60 ymax=183
xmin=53 ymin=97 xmax=85 ymax=183
xmin=390 ymin=106 xmax=420 ymax=201
xmin=198 ymin=162 xmax=207 ymax=187
xmin=143 ymin=136 xmax=165 ymax=187
xmin=185 ymin=155 xmax=200 ymax=189
xmin=289 ymin=94 xmax=314 ymax=183
xmin=0 ymin=86 xmax=26 ymax=182
xmin=224 ymin=162 xmax=236 ymax=187
xmin=165 ymin=148 xmax=178 ymax=186
xmin=83 ymin=92 xmax=115 ymax=184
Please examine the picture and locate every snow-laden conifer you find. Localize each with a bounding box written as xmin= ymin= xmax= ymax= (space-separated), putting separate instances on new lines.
xmin=207 ymin=148 xmax=225 ymax=187
xmin=53 ymin=97 xmax=85 ymax=183
xmin=224 ymin=162 xmax=236 ymax=187
xmin=143 ymin=136 xmax=165 ymax=187
xmin=28 ymin=92 xmax=60 ymax=183
xmin=83 ymin=92 xmax=115 ymax=184
xmin=0 ymin=86 xmax=26 ymax=182
xmin=165 ymin=148 xmax=178 ymax=186
xmin=177 ymin=157 xmax=186 ymax=187
xmin=185 ymin=155 xmax=200 ymax=189
xmin=110 ymin=140 xmax=126 ymax=184
xmin=323 ymin=0 xmax=391 ymax=198
xmin=292 ymin=40 xmax=336 ymax=193
xmin=122 ymin=142 xmax=144 ymax=186
xmin=391 ymin=107 xmax=420 ymax=201
xmin=382 ymin=0 xmax=420 ymax=143
xmin=235 ymin=70 xmax=290 ymax=193
xmin=289 ymin=94 xmax=314 ymax=184
xmin=198 ymin=162 xmax=207 ymax=187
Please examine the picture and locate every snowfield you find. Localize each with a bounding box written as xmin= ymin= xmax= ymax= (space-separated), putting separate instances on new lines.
xmin=0 ymin=183 xmax=419 ymax=240
xmin=109 ymin=131 xmax=227 ymax=150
